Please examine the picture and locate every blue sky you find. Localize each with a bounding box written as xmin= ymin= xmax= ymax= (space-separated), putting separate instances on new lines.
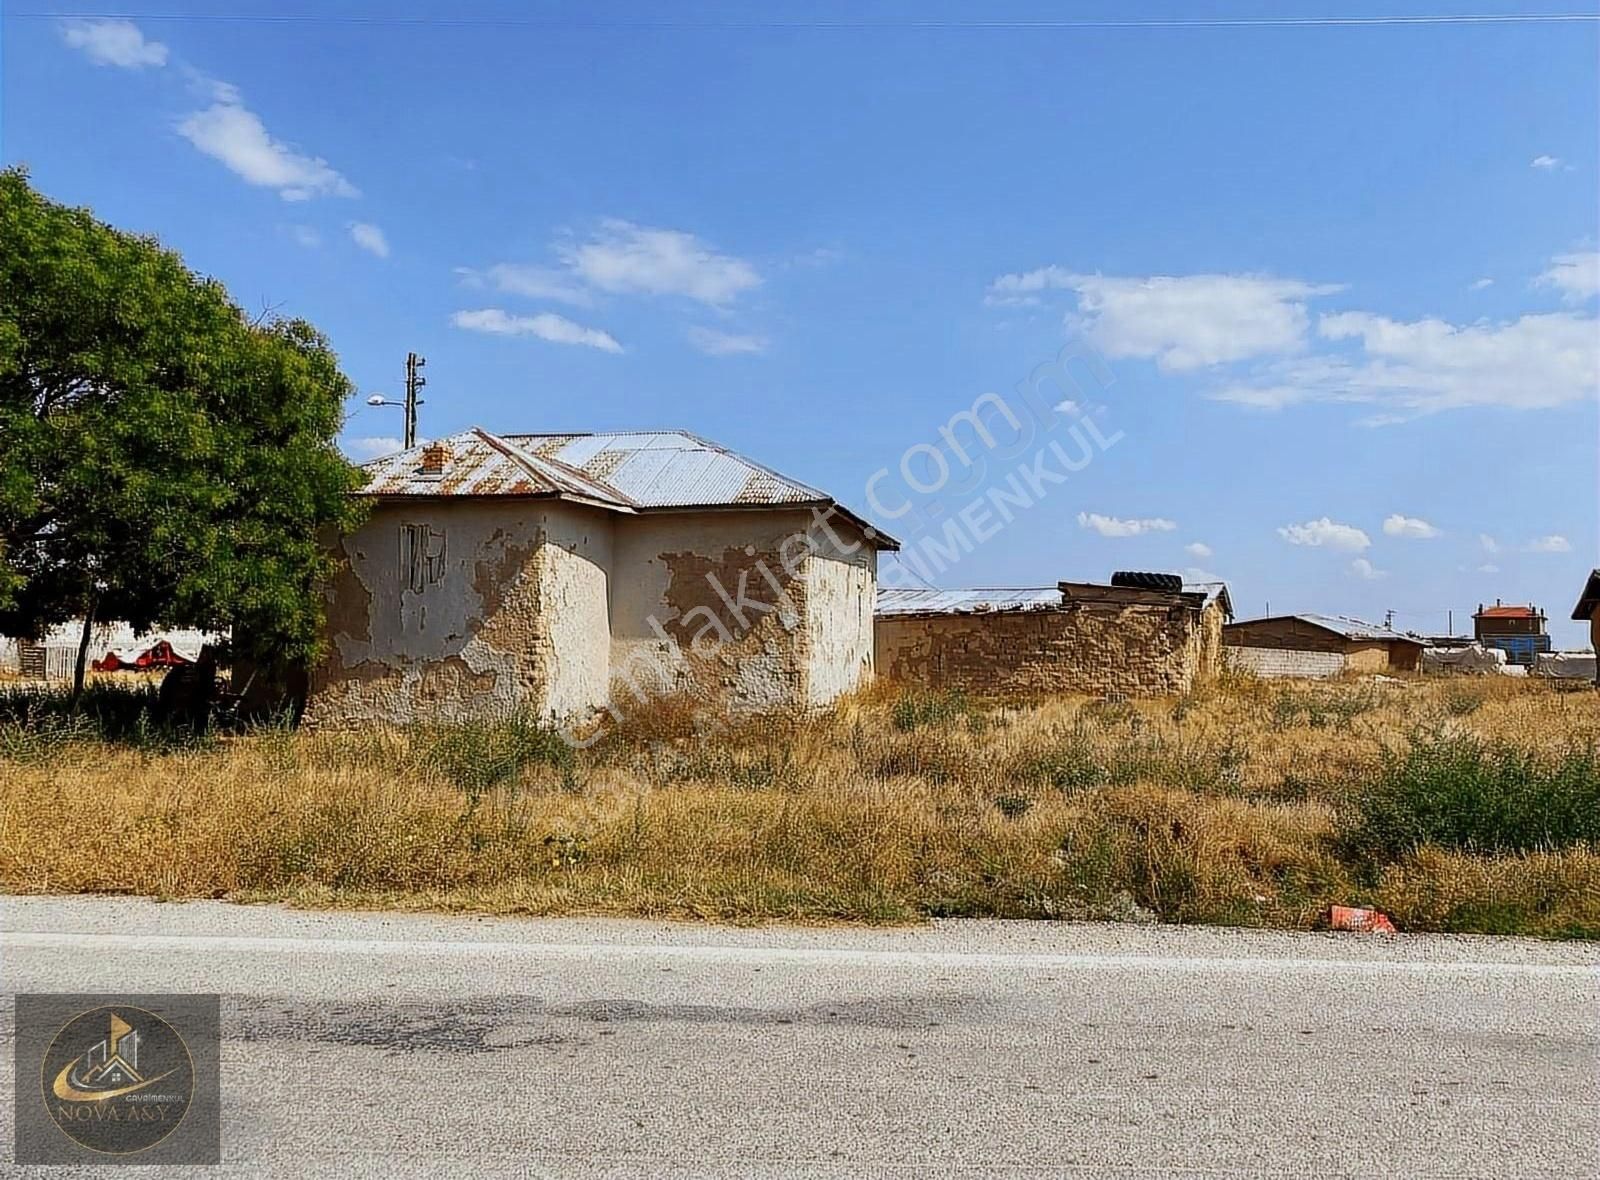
xmin=5 ymin=2 xmax=1597 ymax=640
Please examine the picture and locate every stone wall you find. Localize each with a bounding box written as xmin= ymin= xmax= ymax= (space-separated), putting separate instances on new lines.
xmin=875 ymin=601 xmax=1212 ymax=699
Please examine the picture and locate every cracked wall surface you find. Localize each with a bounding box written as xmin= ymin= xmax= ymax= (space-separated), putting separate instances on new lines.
xmin=609 ymin=510 xmax=861 ymax=715
xmin=306 ymin=502 xmax=879 ymax=725
xmin=304 ymin=501 xmax=613 ymax=726
xmin=875 ymin=600 xmax=1224 ymax=699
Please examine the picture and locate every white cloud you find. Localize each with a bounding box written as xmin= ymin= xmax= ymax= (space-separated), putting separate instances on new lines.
xmin=1478 ymin=563 xmax=1501 ymax=574
xmin=1479 ymin=533 xmax=1500 ymax=554
xmin=1350 ymin=557 xmax=1386 ymax=580
xmin=1278 ymin=517 xmax=1370 ymax=552
xmin=1527 ymin=534 xmax=1571 ymax=553
xmin=1382 ymin=514 xmax=1440 ymax=539
xmin=985 ymin=269 xmax=1342 ymax=370
xmin=349 ymin=222 xmax=390 ymax=259
xmin=61 ymin=18 xmax=168 ymax=68
xmin=177 ymin=101 xmax=358 ymax=201
xmin=686 ymin=326 xmax=767 ymax=356
xmin=457 ymin=263 xmax=594 ymax=307
xmin=1076 ymin=512 xmax=1177 ymax=537
xmin=1538 ymin=250 xmax=1600 ymax=303
xmin=344 ymin=436 xmax=404 ymax=460
xmin=174 ymin=65 xmax=242 ymax=105
xmin=286 ymin=224 xmax=321 ymax=248
xmin=451 ymin=308 xmax=622 ymax=353
xmin=1469 ymin=277 xmax=1494 ymax=291
xmin=1531 ymin=155 xmax=1562 ymax=170
xmin=559 ymin=219 xmax=759 ymax=306
xmin=1183 ymin=567 xmax=1223 ymax=584
xmin=1185 ymin=541 xmax=1213 ymax=559
xmin=1219 ymin=309 xmax=1599 ymax=416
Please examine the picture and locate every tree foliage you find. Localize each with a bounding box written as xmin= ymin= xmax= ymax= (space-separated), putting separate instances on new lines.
xmin=0 ymin=168 xmax=365 ymax=672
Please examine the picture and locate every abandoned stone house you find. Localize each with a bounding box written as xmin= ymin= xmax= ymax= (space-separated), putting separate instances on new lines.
xmin=1222 ymin=614 xmax=1424 ymax=678
xmin=304 ymin=428 xmax=896 ymax=726
xmin=874 ymin=574 xmax=1233 ymax=698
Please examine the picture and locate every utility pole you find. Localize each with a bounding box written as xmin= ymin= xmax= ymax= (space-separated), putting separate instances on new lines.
xmin=1384 ymin=608 xmax=1395 ymax=629
xmin=404 ymin=352 xmax=427 ymax=449
xmin=366 ymin=352 xmax=429 ymax=450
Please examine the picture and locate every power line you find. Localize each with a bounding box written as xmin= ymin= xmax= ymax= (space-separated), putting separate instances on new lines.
xmin=11 ymin=10 xmax=1600 ymax=29
xmin=881 ymin=551 xmax=944 ymax=593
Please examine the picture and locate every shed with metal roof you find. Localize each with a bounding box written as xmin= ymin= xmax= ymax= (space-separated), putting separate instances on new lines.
xmin=1222 ymin=613 xmax=1425 ymax=677
xmin=301 ymin=428 xmax=897 ymax=727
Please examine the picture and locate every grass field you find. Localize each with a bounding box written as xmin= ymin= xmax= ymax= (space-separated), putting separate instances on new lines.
xmin=3 ymin=674 xmax=1599 ymax=935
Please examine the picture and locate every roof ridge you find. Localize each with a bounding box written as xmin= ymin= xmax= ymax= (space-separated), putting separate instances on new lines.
xmin=477 ymin=428 xmax=637 ymax=509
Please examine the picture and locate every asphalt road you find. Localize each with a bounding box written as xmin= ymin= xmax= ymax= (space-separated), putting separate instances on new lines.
xmin=1 ymin=897 xmax=1596 ymax=1178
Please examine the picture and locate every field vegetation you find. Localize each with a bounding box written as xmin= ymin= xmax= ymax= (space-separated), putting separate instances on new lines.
xmin=2 ymin=674 xmax=1599 ymax=936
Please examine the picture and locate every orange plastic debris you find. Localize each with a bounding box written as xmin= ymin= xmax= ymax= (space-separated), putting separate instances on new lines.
xmin=1328 ymin=905 xmax=1397 ymax=933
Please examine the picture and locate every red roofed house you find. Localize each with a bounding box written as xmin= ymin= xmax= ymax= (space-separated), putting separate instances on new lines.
xmin=1472 ymin=600 xmax=1552 ymax=667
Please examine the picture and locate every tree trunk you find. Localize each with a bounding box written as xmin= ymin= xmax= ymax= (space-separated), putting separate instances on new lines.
xmin=71 ymin=599 xmax=96 ymax=703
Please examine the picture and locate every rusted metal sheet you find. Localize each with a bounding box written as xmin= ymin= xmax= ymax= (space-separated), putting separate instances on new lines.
xmin=357 ymin=429 xmax=896 ymax=547
xmin=502 ymin=431 xmax=828 ymax=508
xmin=360 ymin=430 xmax=633 ymax=506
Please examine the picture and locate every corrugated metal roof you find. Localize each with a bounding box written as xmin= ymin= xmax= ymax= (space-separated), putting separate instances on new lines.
xmin=355 ymin=429 xmax=900 ymax=548
xmin=359 ymin=429 xmax=634 ymax=504
xmin=1293 ymin=613 xmax=1422 ymax=644
xmin=1183 ymin=581 xmax=1234 ymax=619
xmin=359 ymin=427 xmax=834 ymax=510
xmin=501 ymin=430 xmax=829 ymax=508
xmin=876 ymin=587 xmax=1063 ymax=617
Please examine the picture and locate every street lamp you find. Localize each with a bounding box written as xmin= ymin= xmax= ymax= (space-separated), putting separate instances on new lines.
xmin=366 ymin=353 xmax=426 ymax=448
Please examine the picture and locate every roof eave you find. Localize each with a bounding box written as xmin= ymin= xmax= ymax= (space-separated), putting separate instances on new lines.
xmin=359 ymin=489 xmax=638 ymax=514
xmin=1573 ymin=571 xmax=1600 ymax=620
xmin=627 ymin=499 xmax=900 ymax=550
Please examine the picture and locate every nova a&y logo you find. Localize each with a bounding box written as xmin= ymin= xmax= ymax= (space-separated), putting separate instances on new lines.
xmin=42 ymin=1006 xmax=195 ymax=1155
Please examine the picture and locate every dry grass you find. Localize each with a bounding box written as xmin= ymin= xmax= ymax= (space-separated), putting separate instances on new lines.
xmin=2 ymin=674 xmax=1598 ymax=934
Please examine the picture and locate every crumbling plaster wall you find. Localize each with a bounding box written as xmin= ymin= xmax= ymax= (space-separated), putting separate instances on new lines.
xmin=805 ymin=540 xmax=877 ymax=706
xmin=608 ymin=509 xmax=876 ymax=713
xmin=875 ymin=603 xmax=1207 ymax=699
xmin=304 ymin=500 xmax=613 ymax=726
xmin=1190 ymin=600 xmax=1227 ymax=683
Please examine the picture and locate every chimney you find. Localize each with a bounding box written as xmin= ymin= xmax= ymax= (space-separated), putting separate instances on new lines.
xmin=419 ymin=442 xmax=447 ymax=476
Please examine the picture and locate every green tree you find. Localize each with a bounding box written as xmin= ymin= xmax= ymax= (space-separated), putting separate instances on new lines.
xmin=0 ymin=168 xmax=365 ymax=696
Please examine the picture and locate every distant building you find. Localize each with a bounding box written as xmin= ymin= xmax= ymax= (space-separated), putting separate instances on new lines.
xmin=1472 ymin=600 xmax=1551 ymax=667
xmin=1222 ymin=614 xmax=1424 ymax=678
xmin=1570 ymin=570 xmax=1600 ymax=684
xmin=874 ymin=572 xmax=1232 ymax=699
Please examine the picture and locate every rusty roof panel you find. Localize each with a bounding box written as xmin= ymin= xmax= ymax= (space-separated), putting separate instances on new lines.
xmin=502 ymin=431 xmax=828 ymax=508
xmin=356 ymin=429 xmax=892 ymax=550
xmin=360 ymin=431 xmax=556 ymax=498
xmin=359 ymin=429 xmax=632 ymax=505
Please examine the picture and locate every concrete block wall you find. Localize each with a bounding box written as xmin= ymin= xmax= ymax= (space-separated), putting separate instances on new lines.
xmin=1225 ymin=646 xmax=1347 ymax=679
